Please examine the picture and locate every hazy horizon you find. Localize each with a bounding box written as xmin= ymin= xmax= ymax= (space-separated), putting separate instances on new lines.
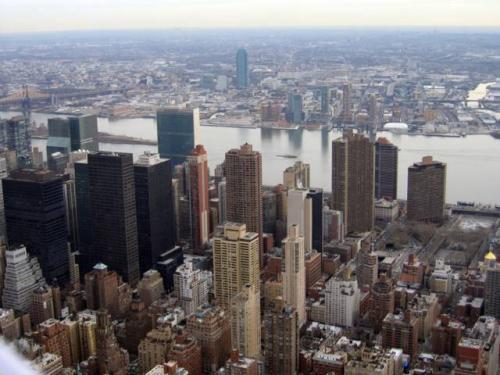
xmin=1 ymin=0 xmax=500 ymax=34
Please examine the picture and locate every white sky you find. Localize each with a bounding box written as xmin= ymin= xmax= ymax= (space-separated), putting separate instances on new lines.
xmin=0 ymin=0 xmax=499 ymax=33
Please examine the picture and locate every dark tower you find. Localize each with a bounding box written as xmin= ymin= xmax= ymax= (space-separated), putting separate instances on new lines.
xmin=3 ymin=169 xmax=68 ymax=281
xmin=88 ymin=152 xmax=140 ymax=286
xmin=375 ymin=138 xmax=398 ymax=201
xmin=74 ymin=160 xmax=93 ymax=275
xmin=134 ymin=152 xmax=176 ymax=274
xmin=307 ymin=188 xmax=323 ymax=252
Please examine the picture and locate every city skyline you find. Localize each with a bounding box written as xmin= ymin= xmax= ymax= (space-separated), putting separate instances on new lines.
xmin=1 ymin=0 xmax=500 ymax=34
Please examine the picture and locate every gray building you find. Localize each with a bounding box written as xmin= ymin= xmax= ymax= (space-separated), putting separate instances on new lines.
xmin=236 ymin=48 xmax=249 ymax=89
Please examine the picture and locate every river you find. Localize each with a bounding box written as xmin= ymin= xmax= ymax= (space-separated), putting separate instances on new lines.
xmin=1 ymin=111 xmax=500 ymax=205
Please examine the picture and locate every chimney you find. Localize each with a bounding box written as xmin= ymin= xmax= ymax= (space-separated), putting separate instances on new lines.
xmin=230 ymin=348 xmax=240 ymax=362
xmin=164 ymin=361 xmax=178 ymax=374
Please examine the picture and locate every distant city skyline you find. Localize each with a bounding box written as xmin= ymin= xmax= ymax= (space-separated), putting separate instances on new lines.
xmin=1 ymin=0 xmax=500 ymax=34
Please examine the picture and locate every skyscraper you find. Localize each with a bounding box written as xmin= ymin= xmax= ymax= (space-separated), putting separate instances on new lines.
xmin=2 ymin=246 xmax=46 ymax=313
xmin=46 ymin=115 xmax=98 ymax=160
xmin=341 ymin=83 xmax=353 ymax=124
xmin=282 ymin=225 xmax=306 ymax=327
xmin=3 ymin=169 xmax=69 ymax=281
xmin=0 ymin=116 xmax=31 ymax=167
xmin=320 ymin=86 xmax=330 ymax=114
xmin=186 ymin=145 xmax=210 ymax=253
xmin=173 ymin=259 xmax=209 ymax=315
xmin=225 ymin=144 xmax=263 ymax=260
xmin=213 ymin=223 xmax=260 ymax=310
xmin=407 ymin=156 xmax=446 ymax=223
xmin=134 ymin=152 xmax=176 ymax=274
xmin=95 ymin=309 xmax=130 ymax=374
xmin=0 ymin=157 xmax=8 ymax=241
xmin=307 ymin=188 xmax=324 ymax=252
xmin=31 ymin=286 xmax=55 ymax=326
xmin=370 ymin=274 xmax=395 ymax=333
xmin=186 ymin=305 xmax=231 ymax=374
xmin=88 ymin=152 xmax=140 ymax=285
xmin=331 ymin=131 xmax=374 ymax=233
xmin=230 ymin=284 xmax=261 ymax=358
xmin=287 ymin=189 xmax=313 ymax=252
xmin=287 ymin=93 xmax=304 ymax=124
xmin=357 ymin=243 xmax=378 ymax=288
xmin=484 ymin=250 xmax=500 ymax=318
xmin=325 ymin=272 xmax=360 ymax=327
xmin=74 ymin=159 xmax=93 ymax=274
xmin=264 ymin=297 xmax=299 ymax=375
xmin=283 ymin=161 xmax=310 ymax=190
xmin=375 ymin=137 xmax=398 ymax=201
xmin=236 ymin=48 xmax=249 ymax=89
xmin=157 ymin=107 xmax=200 ymax=167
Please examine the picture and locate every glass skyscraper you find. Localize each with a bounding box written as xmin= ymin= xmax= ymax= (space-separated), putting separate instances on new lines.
xmin=156 ymin=108 xmax=200 ymax=167
xmin=47 ymin=114 xmax=98 ymax=158
xmin=236 ymin=48 xmax=249 ymax=88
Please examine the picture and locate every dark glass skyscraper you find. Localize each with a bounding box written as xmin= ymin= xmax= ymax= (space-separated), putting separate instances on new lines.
xmin=88 ymin=152 xmax=140 ymax=285
xmin=74 ymin=159 xmax=93 ymax=274
xmin=134 ymin=152 xmax=176 ymax=274
xmin=0 ymin=116 xmax=31 ymax=167
xmin=236 ymin=48 xmax=249 ymax=88
xmin=307 ymin=188 xmax=323 ymax=252
xmin=3 ymin=169 xmax=68 ymax=281
xmin=286 ymin=93 xmax=303 ymax=124
xmin=375 ymin=138 xmax=398 ymax=201
xmin=156 ymin=108 xmax=200 ymax=167
xmin=47 ymin=115 xmax=98 ymax=158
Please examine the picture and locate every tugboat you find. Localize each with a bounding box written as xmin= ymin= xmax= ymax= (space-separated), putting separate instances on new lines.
xmin=490 ymin=130 xmax=500 ymax=139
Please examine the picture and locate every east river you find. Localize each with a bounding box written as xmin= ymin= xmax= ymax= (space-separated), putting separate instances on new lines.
xmin=1 ymin=111 xmax=500 ymax=205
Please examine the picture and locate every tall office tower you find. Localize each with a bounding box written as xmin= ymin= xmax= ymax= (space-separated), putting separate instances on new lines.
xmin=225 ymin=144 xmax=263 ymax=260
xmin=407 ymin=156 xmax=447 ymax=223
xmin=213 ymin=223 xmax=260 ymax=310
xmin=88 ymin=152 xmax=139 ymax=285
xmin=84 ymin=263 xmax=132 ymax=320
xmin=370 ymin=274 xmax=395 ymax=333
xmin=368 ymin=93 xmax=379 ymax=137
xmin=138 ymin=321 xmax=172 ymax=373
xmin=218 ymin=179 xmax=227 ymax=224
xmin=186 ymin=145 xmax=210 ymax=253
xmin=286 ymin=93 xmax=304 ymax=124
xmin=34 ymin=319 xmax=72 ymax=368
xmin=186 ymin=305 xmax=231 ymax=374
xmin=3 ymin=169 xmax=69 ymax=281
xmin=0 ymin=157 xmax=7 ymax=241
xmin=357 ymin=243 xmax=378 ymax=288
xmin=320 ymin=86 xmax=330 ymax=114
xmin=137 ymin=269 xmax=165 ymax=307
xmin=341 ymin=83 xmax=353 ymax=124
xmin=325 ymin=273 xmax=360 ymax=327
xmin=134 ymin=152 xmax=176 ymax=274
xmin=375 ymin=138 xmax=398 ymax=201
xmin=287 ymin=189 xmax=313 ymax=252
xmin=61 ymin=177 xmax=78 ymax=251
xmin=1 ymin=116 xmax=31 ymax=167
xmin=225 ymin=349 xmax=259 ymax=375
xmin=0 ymin=244 xmax=5 ymax=298
xmin=274 ymin=184 xmax=288 ymax=243
xmin=331 ymin=131 xmax=374 ymax=234
xmin=307 ymin=188 xmax=323 ymax=252
xmin=282 ymin=225 xmax=306 ymax=327
xmin=174 ymin=260 xmax=209 ymax=315
xmin=236 ymin=48 xmax=249 ymax=89
xmin=2 ymin=246 xmax=45 ymax=313
xmin=322 ymin=207 xmax=344 ymax=243
xmin=46 ymin=115 xmax=98 ymax=158
xmin=484 ymin=250 xmax=500 ymax=318
xmin=230 ymin=284 xmax=261 ymax=358
xmin=382 ymin=310 xmax=419 ymax=360
xmin=95 ymin=309 xmax=129 ymax=375
xmin=283 ymin=161 xmax=310 ymax=190
xmin=263 ymin=190 xmax=277 ymax=235
xmin=169 ymin=331 xmax=203 ymax=375
xmin=264 ymin=297 xmax=299 ymax=375
xmin=31 ymin=286 xmax=55 ymax=326
xmin=157 ymin=107 xmax=200 ymax=167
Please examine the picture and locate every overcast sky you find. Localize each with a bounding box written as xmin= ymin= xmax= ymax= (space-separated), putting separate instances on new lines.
xmin=0 ymin=0 xmax=499 ymax=33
